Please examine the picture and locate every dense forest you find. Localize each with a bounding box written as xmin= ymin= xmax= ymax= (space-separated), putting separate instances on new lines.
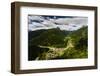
xmin=28 ymin=26 xmax=88 ymax=60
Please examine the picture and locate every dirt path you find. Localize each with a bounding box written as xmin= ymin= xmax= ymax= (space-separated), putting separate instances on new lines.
xmin=39 ymin=45 xmax=65 ymax=52
xmin=39 ymin=38 xmax=73 ymax=52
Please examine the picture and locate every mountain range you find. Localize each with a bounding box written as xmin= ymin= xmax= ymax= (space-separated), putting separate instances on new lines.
xmin=28 ymin=26 xmax=88 ymax=60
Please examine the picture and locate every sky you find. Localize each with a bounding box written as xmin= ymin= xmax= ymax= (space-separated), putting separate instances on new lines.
xmin=28 ymin=15 xmax=88 ymax=31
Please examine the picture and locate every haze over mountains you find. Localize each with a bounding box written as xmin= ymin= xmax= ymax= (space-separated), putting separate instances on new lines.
xmin=28 ymin=15 xmax=88 ymax=31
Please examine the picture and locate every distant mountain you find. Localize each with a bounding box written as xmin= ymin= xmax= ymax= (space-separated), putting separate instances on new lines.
xmin=29 ymin=27 xmax=71 ymax=47
xmin=28 ymin=29 xmax=47 ymax=40
xmin=28 ymin=26 xmax=88 ymax=60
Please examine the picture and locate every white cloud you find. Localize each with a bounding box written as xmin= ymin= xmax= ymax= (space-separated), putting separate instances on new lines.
xmin=32 ymin=22 xmax=44 ymax=27
xmin=29 ymin=22 xmax=44 ymax=31
xmin=28 ymin=15 xmax=44 ymax=21
xmin=28 ymin=16 xmax=88 ymax=31
xmin=29 ymin=21 xmax=57 ymax=31
xmin=41 ymin=20 xmax=56 ymax=27
xmin=54 ymin=17 xmax=88 ymax=25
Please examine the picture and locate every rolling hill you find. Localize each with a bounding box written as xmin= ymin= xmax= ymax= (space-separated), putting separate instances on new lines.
xmin=28 ymin=26 xmax=88 ymax=60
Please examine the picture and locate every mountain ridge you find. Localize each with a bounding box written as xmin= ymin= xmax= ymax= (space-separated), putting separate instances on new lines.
xmin=28 ymin=26 xmax=88 ymax=60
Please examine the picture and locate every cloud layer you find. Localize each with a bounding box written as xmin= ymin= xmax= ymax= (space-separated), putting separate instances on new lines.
xmin=28 ymin=15 xmax=88 ymax=31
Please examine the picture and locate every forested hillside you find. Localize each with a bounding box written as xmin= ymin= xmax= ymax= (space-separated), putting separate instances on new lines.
xmin=28 ymin=26 xmax=88 ymax=60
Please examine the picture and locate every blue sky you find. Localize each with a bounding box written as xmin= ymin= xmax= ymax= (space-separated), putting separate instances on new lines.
xmin=28 ymin=15 xmax=88 ymax=31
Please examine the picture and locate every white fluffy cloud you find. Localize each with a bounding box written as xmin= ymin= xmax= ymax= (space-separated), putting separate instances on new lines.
xmin=56 ymin=17 xmax=87 ymax=25
xmin=28 ymin=15 xmax=44 ymax=21
xmin=28 ymin=15 xmax=88 ymax=31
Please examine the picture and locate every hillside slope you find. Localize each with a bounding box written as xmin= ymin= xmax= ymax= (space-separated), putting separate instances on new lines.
xmin=28 ymin=26 xmax=88 ymax=60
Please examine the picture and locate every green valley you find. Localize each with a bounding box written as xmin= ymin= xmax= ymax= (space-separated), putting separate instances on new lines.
xmin=28 ymin=26 xmax=88 ymax=60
